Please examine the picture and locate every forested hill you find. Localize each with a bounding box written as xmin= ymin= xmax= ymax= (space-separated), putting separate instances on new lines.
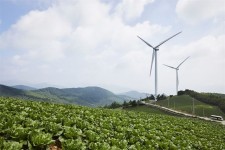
xmin=0 ymin=85 xmax=128 ymax=106
xmin=178 ymin=89 xmax=225 ymax=113
xmin=0 ymin=84 xmax=26 ymax=96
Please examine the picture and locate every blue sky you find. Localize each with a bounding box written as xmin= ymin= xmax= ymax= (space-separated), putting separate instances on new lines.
xmin=0 ymin=0 xmax=224 ymax=94
xmin=0 ymin=0 xmax=47 ymax=32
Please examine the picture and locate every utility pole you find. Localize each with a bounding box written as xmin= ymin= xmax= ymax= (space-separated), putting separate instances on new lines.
xmin=203 ymin=108 xmax=205 ymax=117
xmin=192 ymin=98 xmax=195 ymax=115
xmin=168 ymin=97 xmax=170 ymax=107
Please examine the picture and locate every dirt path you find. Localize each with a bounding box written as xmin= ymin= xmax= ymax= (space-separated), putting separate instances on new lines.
xmin=221 ymin=121 xmax=225 ymax=125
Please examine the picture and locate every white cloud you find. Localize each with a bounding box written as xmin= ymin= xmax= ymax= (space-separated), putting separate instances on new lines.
xmin=0 ymin=0 xmax=169 ymax=92
xmin=176 ymin=0 xmax=225 ymax=24
xmin=115 ymin=0 xmax=154 ymax=21
xmin=0 ymin=8 xmax=73 ymax=61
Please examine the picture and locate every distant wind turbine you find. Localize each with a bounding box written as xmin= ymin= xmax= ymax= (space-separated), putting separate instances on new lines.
xmin=137 ymin=31 xmax=182 ymax=101
xmin=164 ymin=56 xmax=190 ymax=95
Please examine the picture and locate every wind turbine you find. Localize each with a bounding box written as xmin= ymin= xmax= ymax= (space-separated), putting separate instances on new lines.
xmin=163 ymin=56 xmax=190 ymax=95
xmin=137 ymin=31 xmax=182 ymax=101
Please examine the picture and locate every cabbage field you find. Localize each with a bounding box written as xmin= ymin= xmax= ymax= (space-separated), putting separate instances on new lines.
xmin=0 ymin=97 xmax=225 ymax=150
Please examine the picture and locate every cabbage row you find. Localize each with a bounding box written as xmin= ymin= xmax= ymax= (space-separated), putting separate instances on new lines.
xmin=0 ymin=97 xmax=224 ymax=150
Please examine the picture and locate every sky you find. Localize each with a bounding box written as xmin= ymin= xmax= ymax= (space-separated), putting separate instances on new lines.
xmin=0 ymin=0 xmax=224 ymax=95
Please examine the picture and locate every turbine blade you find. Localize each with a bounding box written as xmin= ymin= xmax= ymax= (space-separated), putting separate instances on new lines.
xmin=150 ymin=50 xmax=155 ymax=76
xmin=177 ymin=56 xmax=190 ymax=68
xmin=163 ymin=64 xmax=176 ymax=70
xmin=137 ymin=36 xmax=154 ymax=48
xmin=155 ymin=31 xmax=182 ymax=48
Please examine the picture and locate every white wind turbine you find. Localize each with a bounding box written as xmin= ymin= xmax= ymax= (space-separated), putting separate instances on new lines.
xmin=137 ymin=31 xmax=182 ymax=101
xmin=164 ymin=56 xmax=190 ymax=95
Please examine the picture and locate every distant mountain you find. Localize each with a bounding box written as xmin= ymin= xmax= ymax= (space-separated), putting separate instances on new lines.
xmin=12 ymin=85 xmax=37 ymax=91
xmin=119 ymin=91 xmax=149 ymax=100
xmin=117 ymin=95 xmax=134 ymax=101
xmin=0 ymin=84 xmax=127 ymax=106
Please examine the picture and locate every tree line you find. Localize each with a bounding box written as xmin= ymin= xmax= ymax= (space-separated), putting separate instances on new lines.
xmin=104 ymin=100 xmax=144 ymax=109
xmin=178 ymin=89 xmax=225 ymax=113
xmin=104 ymin=94 xmax=167 ymax=109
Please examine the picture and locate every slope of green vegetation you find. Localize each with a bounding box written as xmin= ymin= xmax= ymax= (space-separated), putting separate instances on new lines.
xmin=157 ymin=95 xmax=225 ymax=118
xmin=0 ymin=97 xmax=225 ymax=150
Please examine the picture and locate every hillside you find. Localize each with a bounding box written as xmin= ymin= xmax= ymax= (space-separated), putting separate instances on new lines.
xmin=156 ymin=95 xmax=225 ymax=118
xmin=0 ymin=97 xmax=224 ymax=149
xmin=0 ymin=85 xmax=127 ymax=106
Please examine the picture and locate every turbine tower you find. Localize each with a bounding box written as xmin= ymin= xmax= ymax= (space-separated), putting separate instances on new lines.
xmin=164 ymin=56 xmax=190 ymax=95
xmin=137 ymin=31 xmax=182 ymax=101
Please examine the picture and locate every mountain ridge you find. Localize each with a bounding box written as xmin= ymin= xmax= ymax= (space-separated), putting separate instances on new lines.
xmin=0 ymin=84 xmax=130 ymax=106
xmin=12 ymin=85 xmax=37 ymax=91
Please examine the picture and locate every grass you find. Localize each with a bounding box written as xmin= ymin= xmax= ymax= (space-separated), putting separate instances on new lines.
xmin=123 ymin=105 xmax=181 ymax=116
xmin=156 ymin=95 xmax=225 ymax=118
